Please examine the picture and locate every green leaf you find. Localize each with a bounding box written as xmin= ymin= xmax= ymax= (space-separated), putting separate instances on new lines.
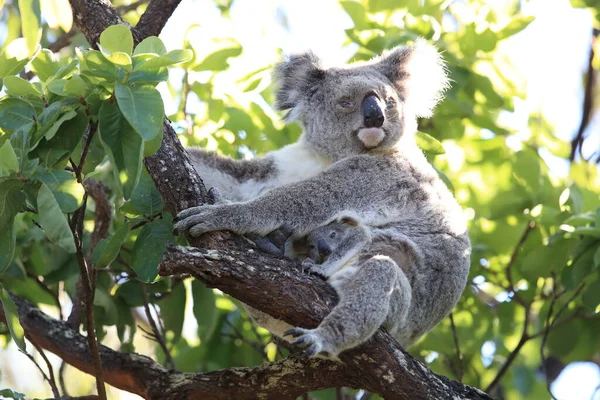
xmin=521 ymin=238 xmax=573 ymax=278
xmin=497 ymin=16 xmax=535 ymax=40
xmin=98 ymin=101 xmax=144 ymax=199
xmin=41 ymin=0 xmax=73 ymax=32
xmin=114 ymin=81 xmax=165 ymax=141
xmin=0 ymin=140 xmax=19 ymax=173
xmin=99 ymin=24 xmax=133 ymax=55
xmin=192 ymin=280 xmax=218 ymax=342
xmin=158 ymin=282 xmax=186 ymax=344
xmin=18 ymin=0 xmax=42 ymax=56
xmin=130 ymin=171 xmax=164 ymax=215
xmin=64 ymin=75 xmax=89 ymax=97
xmin=594 ymin=246 xmax=600 ymax=268
xmin=341 ymin=1 xmax=369 ymax=30
xmin=0 ymin=98 xmax=36 ymax=130
xmin=31 ymin=49 xmax=62 ymax=82
xmin=582 ymin=278 xmax=600 ymax=310
xmin=37 ymin=182 xmax=76 ymax=253
xmin=0 ymin=179 xmax=24 ymax=272
xmin=81 ymin=50 xmax=118 ymax=79
xmin=416 ymin=131 xmax=445 ymax=155
xmin=133 ymin=36 xmax=167 ymax=56
xmin=134 ymin=50 xmax=193 ymax=72
xmin=98 ymin=43 xmax=133 ymax=71
xmin=47 ymin=78 xmax=68 ymax=96
xmin=33 ymin=109 xmax=88 ymax=167
xmin=4 ymin=76 xmax=41 ymax=97
xmin=0 ymin=388 xmax=26 ymax=399
xmin=0 ymin=38 xmax=31 ymax=79
xmin=193 ymin=44 xmax=242 ymax=71
xmin=92 ymin=225 xmax=129 ymax=269
xmin=0 ymin=284 xmax=26 ymax=351
xmin=37 ymin=170 xmax=84 ymax=213
xmin=42 ymin=109 xmax=77 ymax=140
xmin=130 ymin=218 xmax=173 ymax=282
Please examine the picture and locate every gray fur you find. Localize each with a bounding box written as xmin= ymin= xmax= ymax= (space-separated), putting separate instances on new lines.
xmin=176 ymin=39 xmax=470 ymax=357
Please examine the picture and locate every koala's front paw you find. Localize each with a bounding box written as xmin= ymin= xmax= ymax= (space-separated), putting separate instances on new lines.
xmin=301 ymin=258 xmax=317 ymax=272
xmin=284 ymin=327 xmax=337 ymax=358
xmin=173 ymin=204 xmax=231 ymax=237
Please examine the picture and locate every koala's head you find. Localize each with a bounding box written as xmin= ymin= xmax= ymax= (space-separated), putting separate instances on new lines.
xmin=274 ymin=39 xmax=448 ymax=160
xmin=305 ymin=216 xmax=362 ymax=263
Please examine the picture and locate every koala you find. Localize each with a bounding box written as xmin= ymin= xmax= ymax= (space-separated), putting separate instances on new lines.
xmin=286 ymin=215 xmax=371 ymax=282
xmin=175 ymin=39 xmax=471 ymax=357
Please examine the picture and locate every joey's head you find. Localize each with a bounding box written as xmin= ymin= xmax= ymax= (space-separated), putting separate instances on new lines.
xmin=305 ymin=216 xmax=362 ymax=264
xmin=274 ymin=39 xmax=448 ymax=160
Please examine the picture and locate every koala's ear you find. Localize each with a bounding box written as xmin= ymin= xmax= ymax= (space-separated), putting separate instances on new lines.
xmin=274 ymin=52 xmax=325 ymax=112
xmin=339 ymin=216 xmax=359 ymax=227
xmin=375 ymin=39 xmax=449 ymax=117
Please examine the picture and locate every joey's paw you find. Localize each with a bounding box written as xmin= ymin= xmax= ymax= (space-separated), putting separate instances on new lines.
xmin=301 ymin=258 xmax=317 ymax=272
xmin=284 ymin=328 xmax=336 ymax=358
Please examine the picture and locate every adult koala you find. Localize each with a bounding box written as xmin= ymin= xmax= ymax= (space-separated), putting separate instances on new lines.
xmin=175 ymin=39 xmax=471 ymax=356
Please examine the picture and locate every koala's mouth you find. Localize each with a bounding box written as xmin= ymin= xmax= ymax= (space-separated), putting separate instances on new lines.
xmin=357 ymin=127 xmax=385 ymax=148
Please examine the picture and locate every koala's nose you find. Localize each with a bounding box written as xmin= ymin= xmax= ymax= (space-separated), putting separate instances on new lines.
xmin=317 ymin=238 xmax=331 ymax=258
xmin=362 ymin=94 xmax=384 ymax=128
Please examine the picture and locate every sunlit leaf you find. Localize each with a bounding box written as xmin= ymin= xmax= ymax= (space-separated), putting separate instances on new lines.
xmin=92 ymin=225 xmax=129 ymax=269
xmin=41 ymin=0 xmax=73 ymax=31
xmin=3 ymin=76 xmax=41 ymax=97
xmin=0 ymin=284 xmax=26 ymax=351
xmin=192 ymin=280 xmax=218 ymax=342
xmin=497 ymin=16 xmax=535 ymax=40
xmin=0 ymin=140 xmax=19 ymax=173
xmin=37 ymin=182 xmax=76 ymax=253
xmin=37 ymin=169 xmax=84 ymax=212
xmin=158 ymin=282 xmax=186 ymax=344
xmin=134 ymin=36 xmax=167 ymax=56
xmin=114 ymin=81 xmax=164 ymax=141
xmin=99 ymin=24 xmax=133 ymax=55
xmin=18 ymin=0 xmax=42 ymax=56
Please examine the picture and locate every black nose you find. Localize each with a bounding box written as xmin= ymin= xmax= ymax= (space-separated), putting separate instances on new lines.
xmin=362 ymin=94 xmax=384 ymax=128
xmin=317 ymin=238 xmax=331 ymax=257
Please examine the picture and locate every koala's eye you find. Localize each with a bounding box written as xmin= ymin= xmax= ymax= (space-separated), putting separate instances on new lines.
xmin=330 ymin=232 xmax=337 ymax=238
xmin=385 ymin=98 xmax=397 ymax=110
xmin=337 ymin=99 xmax=354 ymax=109
xmin=309 ymin=244 xmax=315 ymax=249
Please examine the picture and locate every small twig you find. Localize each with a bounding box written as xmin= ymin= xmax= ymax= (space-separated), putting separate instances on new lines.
xmin=540 ymin=274 xmax=558 ymax=400
xmin=130 ymin=212 xmax=163 ymax=230
xmin=449 ymin=312 xmax=463 ymax=382
xmin=141 ymin=284 xmax=176 ymax=369
xmin=506 ymin=222 xmax=535 ymax=307
xmin=59 ymin=361 xmax=69 ymax=396
xmin=485 ymin=304 xmax=530 ymax=393
xmin=70 ymin=195 xmax=107 ymax=400
xmin=224 ymin=318 xmax=268 ymax=360
xmin=570 ymin=28 xmax=598 ymax=162
xmin=28 ymin=335 xmax=60 ymax=398
xmin=75 ymin=122 xmax=98 ymax=183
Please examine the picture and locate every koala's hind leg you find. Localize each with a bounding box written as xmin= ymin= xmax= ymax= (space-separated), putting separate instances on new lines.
xmin=285 ymin=255 xmax=411 ymax=357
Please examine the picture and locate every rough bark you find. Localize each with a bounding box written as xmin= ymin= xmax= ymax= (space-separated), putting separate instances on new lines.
xmin=3 ymin=1 xmax=496 ymax=399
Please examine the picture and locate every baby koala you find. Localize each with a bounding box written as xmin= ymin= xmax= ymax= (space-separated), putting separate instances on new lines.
xmin=284 ymin=216 xmax=374 ymax=357
xmin=297 ymin=216 xmax=371 ymax=288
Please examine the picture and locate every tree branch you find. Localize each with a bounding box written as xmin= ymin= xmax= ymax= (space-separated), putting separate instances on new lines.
xmin=133 ymin=0 xmax=184 ymax=40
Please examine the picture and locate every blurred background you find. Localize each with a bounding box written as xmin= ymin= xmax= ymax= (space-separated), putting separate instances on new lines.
xmin=1 ymin=0 xmax=599 ymax=399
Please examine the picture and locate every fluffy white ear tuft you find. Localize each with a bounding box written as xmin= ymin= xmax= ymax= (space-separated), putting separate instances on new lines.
xmin=376 ymin=38 xmax=449 ymax=118
xmin=273 ymin=52 xmax=325 ymax=112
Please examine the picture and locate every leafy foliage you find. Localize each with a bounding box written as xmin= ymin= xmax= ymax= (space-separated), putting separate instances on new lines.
xmin=0 ymin=0 xmax=599 ymax=399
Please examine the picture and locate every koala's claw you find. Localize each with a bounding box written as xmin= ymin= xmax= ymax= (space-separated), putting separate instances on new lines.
xmin=284 ymin=327 xmax=329 ymax=357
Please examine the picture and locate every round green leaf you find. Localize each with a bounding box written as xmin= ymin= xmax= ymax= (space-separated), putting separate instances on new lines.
xmin=4 ymin=76 xmax=41 ymax=97
xmin=0 ymin=97 xmax=36 ymax=130
xmin=37 ymin=182 xmax=76 ymax=253
xmin=98 ymin=43 xmax=133 ymax=71
xmin=134 ymin=36 xmax=167 ymax=56
xmin=99 ymin=24 xmax=133 ymax=55
xmin=114 ymin=81 xmax=165 ymax=141
xmin=134 ymin=50 xmax=193 ymax=72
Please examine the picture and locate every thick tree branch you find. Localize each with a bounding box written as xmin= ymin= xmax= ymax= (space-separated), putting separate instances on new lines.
xmin=158 ymin=245 xmax=492 ymax=400
xmin=0 ymin=295 xmax=349 ymax=399
xmin=133 ymin=0 xmax=184 ymax=40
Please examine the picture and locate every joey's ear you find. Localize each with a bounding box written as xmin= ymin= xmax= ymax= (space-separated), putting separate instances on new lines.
xmin=274 ymin=52 xmax=325 ymax=112
xmin=339 ymin=216 xmax=359 ymax=227
xmin=375 ymin=38 xmax=449 ymax=117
